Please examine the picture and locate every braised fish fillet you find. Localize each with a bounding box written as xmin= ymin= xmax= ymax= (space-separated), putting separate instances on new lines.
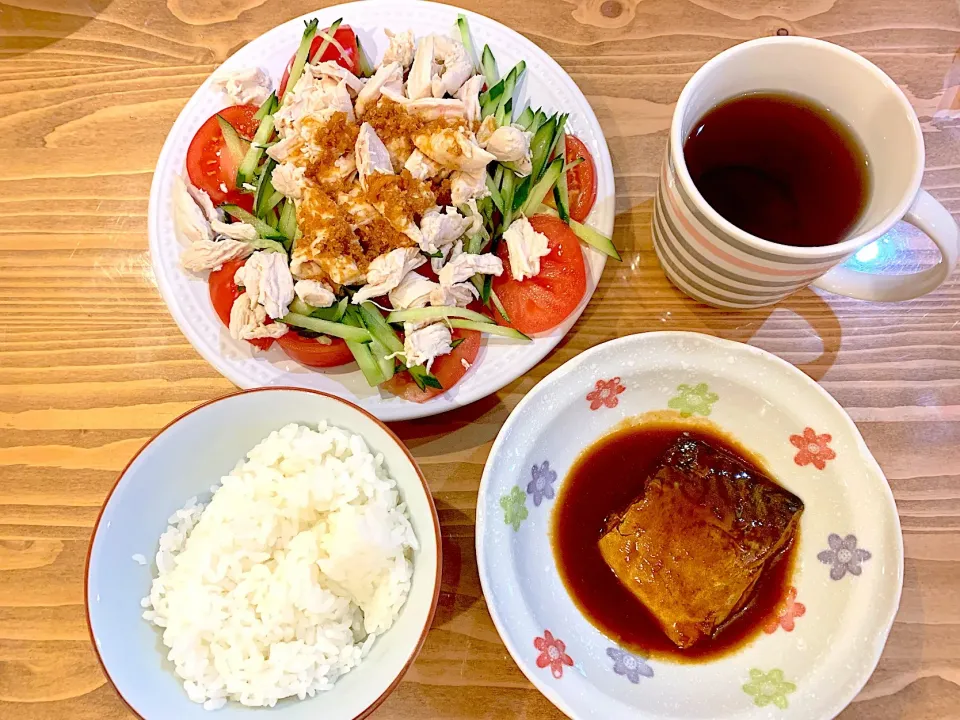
xmin=597 ymin=437 xmax=803 ymax=649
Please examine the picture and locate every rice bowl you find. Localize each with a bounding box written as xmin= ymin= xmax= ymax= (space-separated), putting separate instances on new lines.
xmin=86 ymin=388 xmax=440 ymax=720
xmin=143 ymin=423 xmax=418 ymax=710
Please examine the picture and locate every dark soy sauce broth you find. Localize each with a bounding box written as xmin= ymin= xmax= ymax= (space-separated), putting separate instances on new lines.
xmin=683 ymin=91 xmax=871 ymax=247
xmin=551 ymin=420 xmax=798 ymax=662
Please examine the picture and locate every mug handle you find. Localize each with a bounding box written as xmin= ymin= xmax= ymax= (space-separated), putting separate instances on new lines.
xmin=811 ymin=190 xmax=959 ymax=301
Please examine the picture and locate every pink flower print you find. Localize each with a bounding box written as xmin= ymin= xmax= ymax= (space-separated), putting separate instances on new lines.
xmin=586 ymin=377 xmax=625 ymax=410
xmin=763 ymin=586 xmax=806 ymax=634
xmin=534 ymin=630 xmax=574 ymax=679
xmin=790 ymin=427 xmax=836 ymax=470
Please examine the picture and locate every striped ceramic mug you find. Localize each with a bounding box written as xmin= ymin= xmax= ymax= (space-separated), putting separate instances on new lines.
xmin=654 ymin=36 xmax=959 ymax=309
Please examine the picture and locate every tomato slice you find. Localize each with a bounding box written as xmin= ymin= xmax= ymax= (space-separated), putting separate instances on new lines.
xmin=278 ymin=26 xmax=361 ymax=97
xmin=492 ymin=215 xmax=587 ymax=335
xmin=565 ymin=135 xmax=598 ymax=223
xmin=186 ymin=105 xmax=259 ymax=212
xmin=277 ymin=331 xmax=355 ymax=367
xmin=381 ymin=329 xmax=481 ymax=403
xmin=208 ymin=258 xmax=274 ymax=351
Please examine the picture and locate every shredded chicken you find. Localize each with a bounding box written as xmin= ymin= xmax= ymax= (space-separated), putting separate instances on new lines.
xmin=429 ymin=281 xmax=478 ymax=307
xmin=402 ymin=321 xmax=453 ymax=372
xmin=431 ymin=36 xmax=473 ymax=98
xmin=271 ymin=161 xmax=307 ymax=200
xmin=503 ymin=215 xmax=551 ymax=281
xmin=383 ymin=29 xmax=416 ymax=68
xmin=484 ymin=125 xmax=533 ymax=175
xmin=419 ymin=206 xmax=470 ymax=254
xmin=172 ymin=174 xmax=213 ymax=244
xmin=353 ymin=247 xmax=426 ymax=304
xmin=184 ymin=182 xmax=221 ymax=223
xmin=180 ymin=238 xmax=253 ymax=273
xmin=211 ymin=219 xmax=258 ymax=241
xmin=388 ymin=270 xmax=436 ymax=310
xmin=404 ymin=149 xmax=443 ymax=181
xmin=414 ymin=127 xmax=496 ymax=171
xmin=229 ymin=292 xmax=289 ymax=341
xmin=294 ymin=279 xmax=336 ymax=308
xmin=439 ymin=251 xmax=503 ymax=286
xmin=234 ymin=251 xmax=295 ymax=319
xmin=407 ymin=35 xmax=435 ymax=101
xmin=450 ymin=168 xmax=490 ymax=205
xmin=355 ymin=122 xmax=394 ymax=188
xmin=355 ymin=62 xmax=403 ymax=117
xmin=456 ymin=75 xmax=485 ymax=124
xmin=213 ymin=67 xmax=272 ymax=106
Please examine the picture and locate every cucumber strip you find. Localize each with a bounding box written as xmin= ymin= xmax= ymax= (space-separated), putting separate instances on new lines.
xmin=480 ymin=272 xmax=493 ymax=303
xmin=571 ymin=218 xmax=621 ymax=260
xmin=281 ymin=312 xmax=372 ymax=343
xmin=355 ymin=37 xmax=374 ymax=77
xmin=264 ymin=189 xmax=284 ymax=213
xmin=386 ymin=306 xmax=493 ymax=325
xmin=369 ymin=337 xmax=396 ymax=381
xmin=308 ymin=296 xmax=347 ymax=322
xmin=536 ymin=204 xmax=622 ymax=261
xmin=485 ymin=174 xmax=504 ymax=213
xmin=512 ymin=175 xmax=531 ymax=213
xmin=456 ymin=15 xmax=479 ymax=73
xmin=358 ymin=303 xmax=404 ymax=354
xmin=479 ymin=60 xmax=525 ymax=108
xmin=342 ymin=309 xmax=385 ymax=386
xmin=246 ymin=236 xmax=287 ymax=253
xmin=481 ymin=44 xmax=498 ymax=88
xmin=284 ymin=19 xmax=319 ymax=99
xmin=221 ymin=204 xmax=286 ymax=240
xmin=480 ymin=94 xmax=498 ymax=120
xmin=500 ymin=169 xmax=517 ymax=230
xmin=407 ymin=364 xmax=442 ymax=391
xmin=289 ymin=297 xmax=313 ymax=316
xmin=515 ymin=105 xmax=535 ymax=130
xmin=293 ymin=295 xmax=347 ymax=322
xmin=489 ymin=286 xmax=511 ymax=323
xmin=253 ymin=93 xmax=277 ymax=121
xmin=493 ymin=164 xmax=504 ymax=189
xmin=278 ymin=199 xmax=297 ymax=245
xmin=254 ymin=159 xmax=277 ymax=217
xmin=554 ymin=133 xmax=571 ymax=223
xmin=237 ymin=114 xmax=275 ymax=186
xmin=548 ymin=113 xmax=569 ymax=166
xmin=216 ymin=115 xmax=249 ymax=167
xmin=448 ymin=319 xmax=530 ymax=340
xmin=494 ymin=66 xmax=519 ymax=126
xmin=530 ymin=108 xmax=547 ymax=134
xmin=529 ymin=115 xmax=558 ymax=184
xmin=312 ymin=19 xmax=345 ymax=64
xmin=520 ymin=156 xmax=564 ymax=218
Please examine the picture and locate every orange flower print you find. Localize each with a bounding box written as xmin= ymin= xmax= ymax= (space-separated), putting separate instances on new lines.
xmin=586 ymin=377 xmax=625 ymax=411
xmin=534 ymin=630 xmax=574 ymax=679
xmin=763 ymin=586 xmax=806 ymax=634
xmin=790 ymin=427 xmax=836 ymax=470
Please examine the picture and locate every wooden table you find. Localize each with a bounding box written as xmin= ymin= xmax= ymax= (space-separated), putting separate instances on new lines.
xmin=1 ymin=0 xmax=958 ymax=717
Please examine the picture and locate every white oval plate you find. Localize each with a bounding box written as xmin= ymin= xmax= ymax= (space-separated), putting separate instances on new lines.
xmin=147 ymin=0 xmax=614 ymax=421
xmin=477 ymin=332 xmax=903 ymax=720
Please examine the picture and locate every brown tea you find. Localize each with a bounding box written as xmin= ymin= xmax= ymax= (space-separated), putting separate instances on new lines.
xmin=683 ymin=92 xmax=871 ymax=247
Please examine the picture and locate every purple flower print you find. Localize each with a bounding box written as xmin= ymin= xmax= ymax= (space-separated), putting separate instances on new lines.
xmin=606 ymin=647 xmax=654 ymax=683
xmin=818 ymin=533 xmax=872 ymax=580
xmin=526 ymin=461 xmax=557 ymax=507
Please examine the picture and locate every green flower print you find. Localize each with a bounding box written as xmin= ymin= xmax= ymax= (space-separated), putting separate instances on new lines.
xmin=500 ymin=486 xmax=528 ymax=531
xmin=668 ymin=382 xmax=719 ymax=418
xmin=742 ymin=668 xmax=796 ymax=710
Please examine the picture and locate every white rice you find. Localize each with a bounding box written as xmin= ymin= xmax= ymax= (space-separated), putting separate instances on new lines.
xmin=142 ymin=422 xmax=418 ymax=710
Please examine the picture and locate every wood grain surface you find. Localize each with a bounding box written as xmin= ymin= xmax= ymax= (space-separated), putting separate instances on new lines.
xmin=1 ymin=0 xmax=958 ymax=717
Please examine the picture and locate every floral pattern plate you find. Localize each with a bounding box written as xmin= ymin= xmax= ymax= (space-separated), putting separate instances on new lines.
xmin=476 ymin=332 xmax=903 ymax=719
